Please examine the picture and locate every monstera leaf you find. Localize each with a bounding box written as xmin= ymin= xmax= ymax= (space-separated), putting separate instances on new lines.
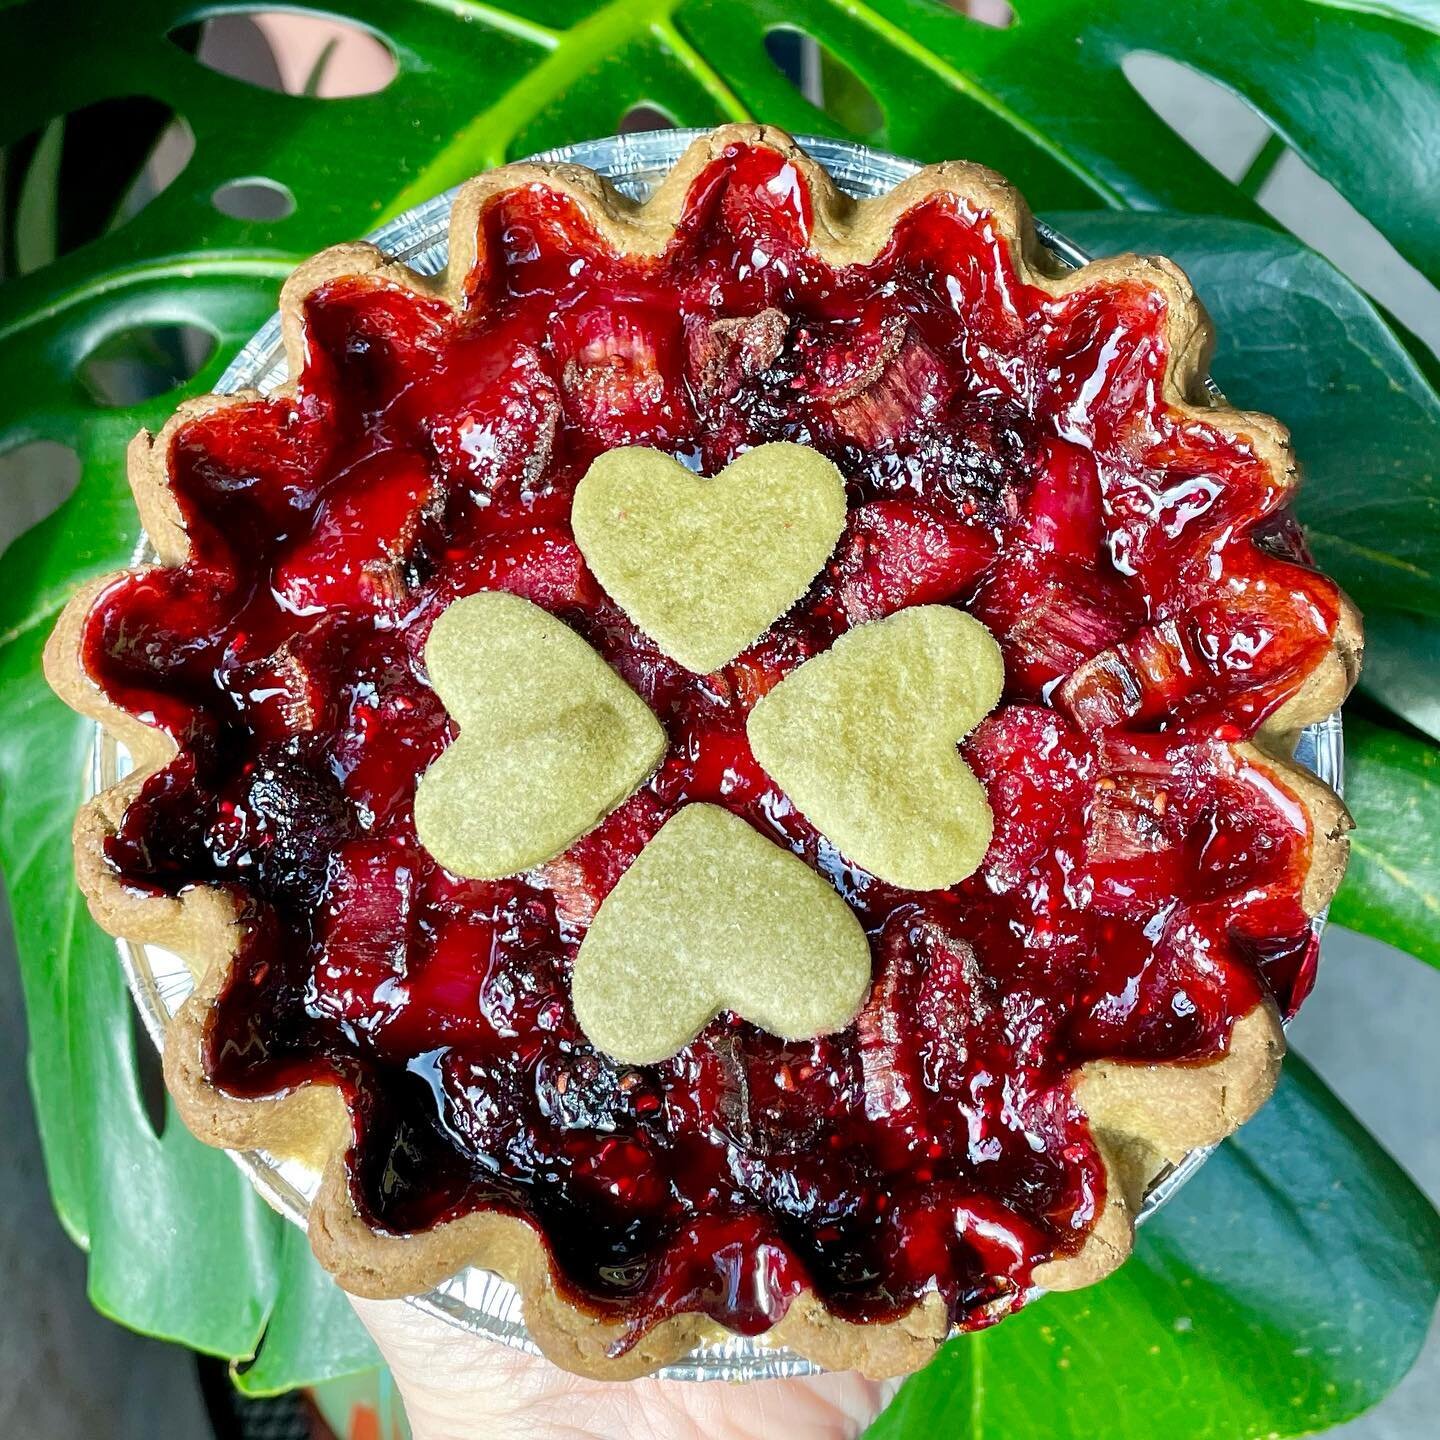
xmin=1 ymin=0 xmax=1438 ymax=1426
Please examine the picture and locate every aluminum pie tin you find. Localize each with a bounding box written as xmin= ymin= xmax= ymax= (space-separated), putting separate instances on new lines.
xmin=95 ymin=129 xmax=1344 ymax=1382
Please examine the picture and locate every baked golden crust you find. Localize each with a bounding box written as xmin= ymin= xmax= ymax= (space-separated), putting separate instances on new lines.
xmin=44 ymin=123 xmax=1359 ymax=1380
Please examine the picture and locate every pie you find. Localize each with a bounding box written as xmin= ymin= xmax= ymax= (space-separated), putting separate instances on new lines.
xmin=46 ymin=124 xmax=1361 ymax=1379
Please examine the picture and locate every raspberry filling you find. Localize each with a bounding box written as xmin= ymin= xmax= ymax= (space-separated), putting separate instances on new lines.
xmin=84 ymin=143 xmax=1338 ymax=1342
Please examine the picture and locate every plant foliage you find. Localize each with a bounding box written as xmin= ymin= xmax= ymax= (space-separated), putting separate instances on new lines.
xmin=0 ymin=0 xmax=1436 ymax=1424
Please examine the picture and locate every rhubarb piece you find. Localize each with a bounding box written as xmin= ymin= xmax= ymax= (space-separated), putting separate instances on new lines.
xmin=1064 ymin=899 xmax=1261 ymax=1062
xmin=685 ymin=307 xmax=789 ymax=407
xmin=534 ymin=789 xmax=669 ymax=929
xmin=796 ymin=306 xmax=905 ymax=403
xmin=572 ymin=442 xmax=848 ymax=673
xmin=424 ymin=340 xmax=560 ymax=498
xmin=748 ymin=606 xmax=1004 ymax=890
xmin=856 ymin=916 xmax=925 ymax=1136
xmin=913 ymin=925 xmax=993 ymax=1089
xmin=1083 ymin=733 xmax=1190 ymax=916
xmin=1059 ymin=569 xmax=1343 ymax=732
xmin=414 ymin=591 xmax=666 ymax=879
xmin=966 ymin=705 xmax=1094 ymax=892
xmin=971 ymin=548 xmax=1139 ymax=699
xmin=572 ymin=803 xmax=871 ymax=1064
xmin=1056 ymin=617 xmax=1201 ymax=730
xmin=329 ymin=633 xmax=451 ymax=832
xmin=306 ymin=839 xmax=417 ymax=1033
xmin=442 ymin=525 xmax=600 ymax=614
xmin=833 ymin=498 xmax=998 ymax=623
xmin=221 ymin=629 xmax=334 ymax=740
xmin=557 ymin=299 xmax=687 ymax=449
xmin=1025 ymin=437 xmax=1106 ymax=559
xmin=271 ymin=450 xmax=442 ymax=614
xmin=828 ymin=329 xmax=953 ymax=448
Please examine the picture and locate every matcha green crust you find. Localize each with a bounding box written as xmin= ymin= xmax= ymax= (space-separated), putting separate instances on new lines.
xmin=749 ymin=606 xmax=1004 ymax=890
xmin=572 ymin=442 xmax=848 ymax=674
xmin=572 ymin=802 xmax=872 ymax=1064
xmin=414 ymin=591 xmax=666 ymax=879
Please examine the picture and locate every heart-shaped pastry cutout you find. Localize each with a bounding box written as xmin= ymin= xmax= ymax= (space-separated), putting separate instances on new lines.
xmin=748 ymin=606 xmax=1003 ymax=890
xmin=571 ymin=442 xmax=848 ymax=674
xmin=571 ymin=803 xmax=871 ymax=1064
xmin=414 ymin=591 xmax=665 ymax=879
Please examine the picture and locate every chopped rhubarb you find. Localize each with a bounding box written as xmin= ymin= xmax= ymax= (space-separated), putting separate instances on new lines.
xmin=684 ymin=307 xmax=789 ymax=407
xmin=271 ymin=450 xmax=441 ymax=614
xmin=1025 ymin=437 xmax=1106 ymax=559
xmin=971 ymin=548 xmax=1139 ymax=699
xmin=555 ymin=298 xmax=688 ymax=451
xmin=535 ymin=790 xmax=668 ymax=931
xmin=794 ymin=305 xmax=905 ymax=402
xmin=305 ymin=839 xmax=417 ymax=1036
xmin=828 ymin=328 xmax=953 ymax=448
xmin=833 ymin=498 xmax=999 ymax=623
xmin=424 ymin=338 xmax=560 ymax=500
xmin=1059 ymin=563 xmax=1338 ymax=732
xmin=854 ymin=920 xmax=926 ymax=1160
xmin=221 ymin=624 xmax=339 ymax=740
xmin=439 ymin=525 xmax=599 ymax=615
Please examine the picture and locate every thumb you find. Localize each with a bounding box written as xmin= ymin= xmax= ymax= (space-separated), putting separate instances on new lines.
xmin=350 ymin=1295 xmax=898 ymax=1440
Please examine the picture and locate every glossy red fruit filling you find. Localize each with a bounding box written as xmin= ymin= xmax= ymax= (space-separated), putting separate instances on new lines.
xmin=85 ymin=142 xmax=1337 ymax=1344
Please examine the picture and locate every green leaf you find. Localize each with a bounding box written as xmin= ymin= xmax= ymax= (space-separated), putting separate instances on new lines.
xmin=234 ymin=1227 xmax=381 ymax=1397
xmin=1355 ymin=609 xmax=1440 ymax=743
xmin=0 ymin=626 xmax=283 ymax=1354
xmin=1309 ymin=0 xmax=1440 ymax=40
xmin=867 ymin=1054 xmax=1440 ymax=1440
xmin=0 ymin=259 xmax=291 ymax=649
xmin=1331 ymin=716 xmax=1440 ymax=968
xmin=3 ymin=0 xmax=1439 ymax=1403
xmin=302 ymin=36 xmax=343 ymax=99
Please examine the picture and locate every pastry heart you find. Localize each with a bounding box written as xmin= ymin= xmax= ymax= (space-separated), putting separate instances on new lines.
xmin=571 ymin=442 xmax=847 ymax=673
xmin=571 ymin=803 xmax=872 ymax=1064
xmin=748 ymin=606 xmax=1004 ymax=890
xmin=414 ymin=590 xmax=665 ymax=879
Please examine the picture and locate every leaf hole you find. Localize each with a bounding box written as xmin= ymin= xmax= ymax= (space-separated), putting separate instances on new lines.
xmin=129 ymin=999 xmax=169 ymax=1141
xmin=76 ymin=324 xmax=217 ymax=408
xmin=1253 ymin=150 xmax=1440 ymax=361
xmin=0 ymin=98 xmax=192 ymax=278
xmin=931 ymin=0 xmax=1016 ymax=27
xmin=619 ymin=104 xmax=676 ymax=135
xmin=0 ymin=440 xmax=81 ymax=556
xmin=212 ymin=176 xmax=296 ymax=221
xmin=169 ymin=10 xmax=396 ymax=97
xmin=1123 ymin=51 xmax=1440 ymax=358
xmin=764 ymin=28 xmax=886 ymax=143
xmin=1121 ymin=53 xmax=1271 ymax=184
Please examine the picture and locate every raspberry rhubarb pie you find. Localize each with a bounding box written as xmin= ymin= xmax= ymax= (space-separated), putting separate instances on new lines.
xmin=47 ymin=126 xmax=1361 ymax=1378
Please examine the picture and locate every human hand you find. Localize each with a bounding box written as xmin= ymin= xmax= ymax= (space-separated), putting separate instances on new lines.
xmin=352 ymin=1295 xmax=899 ymax=1440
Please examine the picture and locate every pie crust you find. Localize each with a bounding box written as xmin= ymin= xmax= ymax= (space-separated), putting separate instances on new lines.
xmin=45 ymin=124 xmax=1361 ymax=1379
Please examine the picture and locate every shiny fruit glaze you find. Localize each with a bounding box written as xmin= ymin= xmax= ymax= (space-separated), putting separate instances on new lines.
xmin=84 ymin=143 xmax=1338 ymax=1343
